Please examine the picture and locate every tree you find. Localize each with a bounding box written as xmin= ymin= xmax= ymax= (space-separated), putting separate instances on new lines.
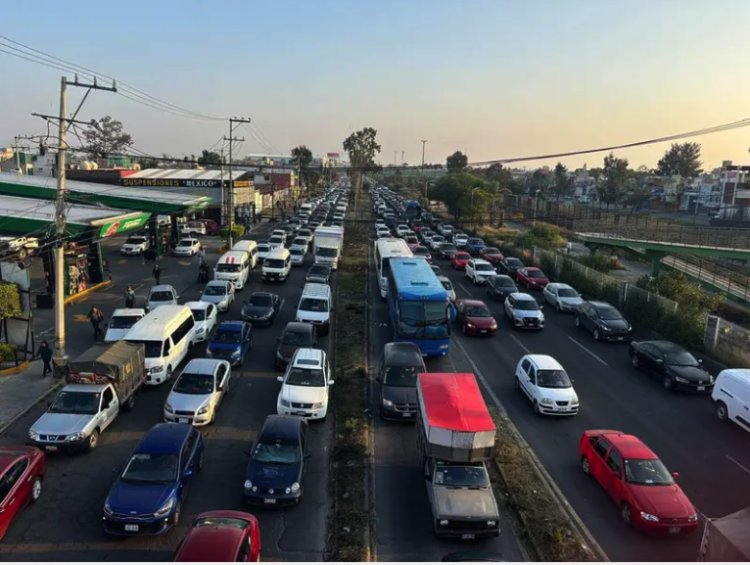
xmin=553 ymin=162 xmax=573 ymax=200
xmin=656 ymin=142 xmax=702 ymax=178
xmin=83 ymin=116 xmax=133 ymax=159
xmin=342 ymin=128 xmax=381 ymax=170
xmin=197 ymin=149 xmax=223 ymax=166
xmin=446 ymin=151 xmax=468 ymax=172
xmin=291 ymin=145 xmax=318 ymax=191
xmin=600 ymin=153 xmax=629 ymax=209
xmin=429 ymin=171 xmax=493 ymax=223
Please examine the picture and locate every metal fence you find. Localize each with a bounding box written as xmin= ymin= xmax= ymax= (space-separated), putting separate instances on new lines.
xmin=704 ymin=315 xmax=750 ymax=366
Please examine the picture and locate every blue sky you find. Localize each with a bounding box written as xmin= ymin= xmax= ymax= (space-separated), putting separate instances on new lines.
xmin=2 ymin=0 xmax=750 ymax=170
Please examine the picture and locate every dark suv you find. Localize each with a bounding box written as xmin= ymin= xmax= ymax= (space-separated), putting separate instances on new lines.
xmin=376 ymin=342 xmax=426 ymax=421
xmin=276 ymin=322 xmax=316 ymax=369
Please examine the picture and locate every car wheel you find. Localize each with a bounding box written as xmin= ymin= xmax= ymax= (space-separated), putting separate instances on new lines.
xmin=621 ymin=503 xmax=632 ymax=526
xmin=30 ymin=477 xmax=43 ymax=502
xmin=662 ymin=375 xmax=674 ymax=391
xmin=580 ymin=456 xmax=591 ymax=476
xmin=716 ymin=401 xmax=729 ymax=422
xmin=593 ymin=328 xmax=601 ymax=341
xmin=532 ymin=400 xmax=541 ymax=415
xmin=172 ymin=501 xmax=182 ymax=527
xmin=575 ymin=316 xmax=581 ymax=328
xmin=87 ymin=429 xmax=99 ymax=452
xmin=631 ymin=353 xmax=640 ymax=369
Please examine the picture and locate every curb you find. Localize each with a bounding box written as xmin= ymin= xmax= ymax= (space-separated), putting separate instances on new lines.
xmin=0 ymin=360 xmax=30 ymax=378
xmin=0 ymin=380 xmax=64 ymax=437
xmin=64 ymin=280 xmax=112 ymax=305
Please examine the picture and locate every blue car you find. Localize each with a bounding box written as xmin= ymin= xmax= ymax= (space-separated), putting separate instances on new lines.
xmin=207 ymin=321 xmax=253 ymax=367
xmin=102 ymin=423 xmax=204 ymax=536
xmin=465 ymin=237 xmax=486 ymax=256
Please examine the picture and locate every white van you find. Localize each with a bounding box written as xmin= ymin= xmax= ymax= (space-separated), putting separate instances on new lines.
xmin=712 ymin=369 xmax=750 ymax=433
xmin=125 ymin=305 xmax=196 ymax=386
xmin=215 ymin=251 xmax=250 ymax=290
xmin=295 ymin=283 xmax=332 ymax=335
xmin=232 ymin=240 xmax=259 ymax=269
xmin=262 ymin=248 xmax=292 ymax=282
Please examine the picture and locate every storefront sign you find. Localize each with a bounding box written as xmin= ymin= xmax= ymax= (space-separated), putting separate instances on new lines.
xmin=98 ymin=213 xmax=151 ymax=238
xmin=122 ymin=178 xmax=252 ymax=188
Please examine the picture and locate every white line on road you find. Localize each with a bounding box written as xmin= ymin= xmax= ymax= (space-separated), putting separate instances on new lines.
xmin=452 ymin=337 xmax=507 ymax=417
xmin=727 ymin=455 xmax=750 ymax=476
xmin=509 ymin=333 xmax=530 ymax=354
xmin=567 ymin=336 xmax=609 ymax=366
xmin=457 ymin=282 xmax=472 ymax=297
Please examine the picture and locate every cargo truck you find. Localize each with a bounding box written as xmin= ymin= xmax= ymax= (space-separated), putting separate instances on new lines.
xmin=698 ymin=506 xmax=750 ymax=561
xmin=313 ymin=226 xmax=344 ymax=270
xmin=416 ymin=372 xmax=500 ymax=539
xmin=28 ymin=342 xmax=147 ymax=453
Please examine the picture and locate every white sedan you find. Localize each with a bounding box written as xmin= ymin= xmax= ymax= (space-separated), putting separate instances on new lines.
xmin=542 ymin=282 xmax=583 ymax=312
xmin=514 ymin=354 xmax=579 ymax=416
xmin=186 ymin=301 xmax=218 ymax=342
xmin=163 ymin=358 xmax=231 ymax=426
xmin=173 ymin=238 xmax=201 ymax=257
xmin=200 ymin=280 xmax=235 ymax=313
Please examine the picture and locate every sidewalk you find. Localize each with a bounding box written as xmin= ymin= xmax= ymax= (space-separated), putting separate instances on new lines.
xmin=0 ymin=361 xmax=62 ymax=434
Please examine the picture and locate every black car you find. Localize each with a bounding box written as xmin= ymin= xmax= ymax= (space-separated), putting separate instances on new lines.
xmin=575 ymin=301 xmax=632 ymax=342
xmin=486 ymin=275 xmax=518 ymax=301
xmin=499 ymin=256 xmax=525 ymax=278
xmin=437 ymin=243 xmax=458 ymax=260
xmin=377 ymin=342 xmax=426 ymax=420
xmin=306 ymin=263 xmax=332 ymax=285
xmin=243 ymin=415 xmax=308 ymax=506
xmin=629 ymin=340 xmax=714 ymax=393
xmin=276 ymin=322 xmax=316 ymax=369
xmin=241 ymin=292 xmax=281 ymax=326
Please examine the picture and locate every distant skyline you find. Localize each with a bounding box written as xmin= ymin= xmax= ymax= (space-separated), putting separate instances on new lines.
xmin=2 ymin=0 xmax=750 ymax=171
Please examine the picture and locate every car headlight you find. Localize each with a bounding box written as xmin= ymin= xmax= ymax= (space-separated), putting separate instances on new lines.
xmin=571 ymin=396 xmax=579 ymax=405
xmin=688 ymin=513 xmax=698 ymax=522
xmin=487 ymin=520 xmax=497 ymax=527
xmin=600 ymin=323 xmax=611 ymax=331
xmin=490 ymin=321 xmax=497 ymax=329
xmin=312 ymin=401 xmax=325 ymax=409
xmin=151 ymin=365 xmax=164 ymax=374
xmin=640 ymin=511 xmax=659 ymax=523
xmin=540 ymin=397 xmax=554 ymax=405
xmin=290 ymin=482 xmax=300 ymax=493
xmin=382 ymin=398 xmax=394 ymax=407
xmin=196 ymin=405 xmax=210 ymax=415
xmin=153 ymin=497 xmax=174 ymax=518
xmin=104 ymin=500 xmax=113 ymax=516
xmin=244 ymin=480 xmax=253 ymax=492
xmin=439 ymin=519 xmax=449 ymax=526
xmin=674 ymin=376 xmax=689 ymax=384
xmin=280 ymin=399 xmax=290 ymax=407
xmin=28 ymin=430 xmax=38 ymax=440
xmin=466 ymin=322 xmax=474 ymax=328
xmin=195 ymin=326 xmax=205 ymax=335
xmin=164 ymin=402 xmax=174 ymax=413
xmin=67 ymin=433 xmax=83 ymax=442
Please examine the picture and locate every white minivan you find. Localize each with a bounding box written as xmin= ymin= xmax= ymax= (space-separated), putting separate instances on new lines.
xmin=125 ymin=305 xmax=196 ymax=386
xmin=262 ymin=248 xmax=292 ymax=282
xmin=712 ymin=369 xmax=750 ymax=433
xmin=232 ymin=240 xmax=259 ymax=269
xmin=295 ymin=283 xmax=332 ymax=335
xmin=215 ymin=251 xmax=250 ymax=290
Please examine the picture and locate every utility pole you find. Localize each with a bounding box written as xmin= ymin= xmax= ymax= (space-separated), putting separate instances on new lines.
xmin=219 ymin=147 xmax=225 ymax=226
xmin=401 ymin=150 xmax=405 ymax=166
xmin=224 ymin=117 xmax=251 ymax=247
xmin=420 ymin=139 xmax=428 ymax=204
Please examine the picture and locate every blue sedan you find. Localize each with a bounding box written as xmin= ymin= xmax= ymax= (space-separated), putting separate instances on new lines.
xmin=102 ymin=423 xmax=204 ymax=536
xmin=207 ymin=321 xmax=253 ymax=367
xmin=465 ymin=237 xmax=486 ymax=255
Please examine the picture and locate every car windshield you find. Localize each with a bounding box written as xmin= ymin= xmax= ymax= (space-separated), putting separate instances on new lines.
xmin=173 ymin=373 xmax=214 ymax=395
xmin=441 ymin=280 xmax=453 ymax=291
xmin=257 ymin=245 xmax=270 ymax=253
xmin=383 ymin=364 xmax=420 ymax=387
xmin=190 ymin=308 xmax=206 ymax=321
xmin=441 ymin=244 xmax=456 ymax=252
xmin=624 ymin=458 xmax=674 ymax=486
xmin=252 ymin=441 xmax=301 ymax=464
xmin=455 ymin=253 xmax=470 ymax=260
xmin=281 ymin=330 xmax=311 ymax=346
xmin=400 ymin=301 xmax=449 ymax=325
xmin=317 ymin=248 xmax=338 ymax=257
xmin=195 ymin=517 xmax=248 ymax=529
xmin=203 ymin=285 xmax=226 ymax=296
xmin=121 ymin=453 xmax=178 ymax=483
xmin=527 ymin=269 xmax=545 ymax=278
xmin=265 ymin=259 xmax=286 ymax=269
xmin=434 ymin=463 xmax=490 ymax=487
xmin=495 ymin=277 xmax=515 ymax=288
xmin=178 ymin=240 xmax=193 ymax=247
xmin=269 ymin=237 xmax=284 ymax=244
xmin=293 ymin=239 xmax=307 ymax=246
xmin=213 ymin=330 xmax=241 ymax=344
xmin=663 ymin=348 xmax=698 ymax=366
xmin=536 ymin=369 xmax=571 ymax=388
xmin=249 ymin=294 xmax=272 ymax=307
xmin=109 ymin=315 xmax=142 ymax=329
xmin=286 ymin=367 xmax=325 ymax=386
xmin=216 ymin=263 xmax=240 ymax=272
xmin=150 ymin=291 xmax=174 ymax=302
xmin=515 ymin=299 xmax=539 ymax=311
xmin=597 ymin=306 xmax=622 ymax=321
xmin=506 ymin=258 xmax=523 ymax=267
xmin=464 ymin=305 xmax=492 ymax=317
xmin=558 ymin=288 xmax=579 ymax=298
xmin=299 ymin=298 xmax=328 ymax=312
xmin=413 ymin=247 xmax=429 ymax=255
xmin=125 ymin=237 xmax=146 ymax=245
xmin=49 ymin=390 xmax=100 ymax=414
xmin=127 ymin=339 xmax=163 ymax=358
xmin=475 ymin=263 xmax=494 ymax=272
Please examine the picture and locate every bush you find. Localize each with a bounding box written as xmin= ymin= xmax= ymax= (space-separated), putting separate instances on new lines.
xmin=0 ymin=282 xmax=22 ymax=319
xmin=577 ymin=255 xmax=617 ymax=273
xmin=0 ymin=343 xmax=16 ymax=363
xmin=219 ymin=225 xmax=246 ymax=240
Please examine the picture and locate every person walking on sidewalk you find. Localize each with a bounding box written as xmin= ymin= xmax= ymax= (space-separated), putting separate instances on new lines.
xmin=88 ymin=306 xmax=105 ymax=342
xmin=124 ymin=286 xmax=136 ymax=308
xmin=152 ymin=263 xmax=161 ymax=285
xmin=36 ymin=340 xmax=53 ymax=377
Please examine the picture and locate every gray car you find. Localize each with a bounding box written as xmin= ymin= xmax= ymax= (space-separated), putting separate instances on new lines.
xmin=377 ymin=342 xmax=426 ymax=420
xmin=275 ymin=322 xmax=316 ymax=370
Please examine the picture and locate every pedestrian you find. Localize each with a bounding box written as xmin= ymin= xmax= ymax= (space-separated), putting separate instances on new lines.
xmin=198 ymin=247 xmax=206 ymax=266
xmin=124 ymin=286 xmax=136 ymax=308
xmin=152 ymin=263 xmax=161 ymax=285
xmin=36 ymin=340 xmax=53 ymax=377
xmin=88 ymin=306 xmax=104 ymax=342
xmin=103 ymin=258 xmax=112 ymax=281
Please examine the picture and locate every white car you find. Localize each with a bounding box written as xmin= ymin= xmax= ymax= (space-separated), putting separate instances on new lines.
xmin=104 ymin=308 xmax=146 ymax=342
xmin=465 ymin=259 xmax=499 ymax=285
xmin=395 ymin=225 xmax=411 ymax=237
xmin=514 ymin=354 xmax=579 ymax=416
xmin=542 ymin=282 xmax=583 ymax=312
xmin=290 ymin=246 xmax=306 ymax=266
xmin=147 ymin=284 xmax=179 ymax=311
xmin=256 ymin=242 xmax=272 ymax=262
xmin=438 ymin=224 xmax=454 ymax=237
xmin=428 ymin=235 xmax=446 ymax=251
xmin=374 ymin=221 xmax=388 ymax=231
xmin=453 ymin=233 xmax=469 ymax=248
xmin=200 ymin=280 xmax=235 ymax=313
xmin=276 ymin=348 xmax=334 ymax=421
xmin=268 ymin=235 xmax=285 ymax=250
xmin=376 ymin=226 xmax=391 ymax=238
xmin=163 ymin=358 xmax=231 ymax=426
xmin=173 ymin=238 xmax=201 ymax=257
xmin=120 ymin=235 xmax=149 ymax=256
xmin=186 ymin=301 xmax=218 ymax=342
xmin=437 ymin=276 xmax=456 ymax=302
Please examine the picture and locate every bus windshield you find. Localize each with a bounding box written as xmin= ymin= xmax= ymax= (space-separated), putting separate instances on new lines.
xmin=397 ymin=300 xmax=449 ymax=338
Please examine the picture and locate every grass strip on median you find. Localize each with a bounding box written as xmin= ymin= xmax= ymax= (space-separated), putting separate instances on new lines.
xmin=327 ymin=189 xmax=372 ymax=561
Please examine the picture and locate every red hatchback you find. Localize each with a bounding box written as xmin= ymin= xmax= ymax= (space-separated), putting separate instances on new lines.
xmin=578 ymin=430 xmax=699 ymax=535
xmin=451 ymin=251 xmax=471 ymax=270
xmin=455 ymin=298 xmax=498 ymax=336
xmin=0 ymin=446 xmax=46 ymax=541
xmin=515 ymin=267 xmax=550 ymax=290
xmin=479 ymin=247 xmax=504 ymax=265
xmin=173 ymin=510 xmax=261 ymax=562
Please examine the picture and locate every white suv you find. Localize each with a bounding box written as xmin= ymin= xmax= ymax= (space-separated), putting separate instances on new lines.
xmin=120 ymin=235 xmax=149 ymax=256
xmin=515 ymin=354 xmax=579 ymax=416
xmin=465 ymin=259 xmax=498 ymax=285
xmin=276 ymin=348 xmax=334 ymax=421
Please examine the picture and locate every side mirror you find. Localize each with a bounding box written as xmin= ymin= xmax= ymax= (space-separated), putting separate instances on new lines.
xmin=276 ymin=375 xmax=284 ymax=382
xmin=698 ymin=359 xmax=704 ymax=366
xmin=656 ymin=358 xmax=664 ymax=365
xmin=328 ymin=380 xmax=335 ymax=385
xmin=672 ymin=471 xmax=680 ymax=481
xmin=183 ymin=468 xmax=193 ymax=478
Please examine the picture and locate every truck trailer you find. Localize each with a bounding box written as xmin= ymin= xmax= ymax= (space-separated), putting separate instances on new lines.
xmin=314 ymin=225 xmax=344 ymax=270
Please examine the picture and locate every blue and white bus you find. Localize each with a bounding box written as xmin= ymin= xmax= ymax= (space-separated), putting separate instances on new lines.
xmin=374 ymin=238 xmax=413 ymax=298
xmin=386 ymin=257 xmax=451 ymax=357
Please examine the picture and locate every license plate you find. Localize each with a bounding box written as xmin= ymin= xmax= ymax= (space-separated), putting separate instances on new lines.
xmin=264 ymin=498 xmax=276 ymax=505
xmin=480 ymin=330 xmax=487 ymax=334
xmin=45 ymin=446 xmax=58 ymax=452
xmin=461 ymin=533 xmax=475 ymax=540
xmin=669 ymin=527 xmax=681 ymax=534
xmin=402 ymin=412 xmax=411 ymax=418
xmin=294 ymin=411 xmax=307 ymax=416
xmin=178 ymin=418 xmax=189 ymax=424
xmin=124 ymin=524 xmax=139 ymax=532
xmin=617 ymin=337 xmax=625 ymax=341
xmin=697 ymin=386 xmax=705 ymax=391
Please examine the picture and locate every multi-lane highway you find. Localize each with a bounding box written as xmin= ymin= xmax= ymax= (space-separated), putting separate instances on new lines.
xmin=0 ymin=226 xmax=331 ymax=562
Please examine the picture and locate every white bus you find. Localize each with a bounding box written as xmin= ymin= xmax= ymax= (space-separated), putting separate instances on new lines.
xmin=374 ymin=238 xmax=413 ymax=298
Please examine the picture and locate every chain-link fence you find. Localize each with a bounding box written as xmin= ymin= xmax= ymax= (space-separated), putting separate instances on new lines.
xmin=704 ymin=315 xmax=750 ymax=367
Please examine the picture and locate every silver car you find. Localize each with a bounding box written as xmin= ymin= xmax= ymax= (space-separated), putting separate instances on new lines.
xmin=542 ymin=282 xmax=583 ymax=312
xmin=163 ymin=358 xmax=231 ymax=426
xmin=147 ymin=284 xmax=179 ymax=311
xmin=200 ymin=280 xmax=235 ymax=313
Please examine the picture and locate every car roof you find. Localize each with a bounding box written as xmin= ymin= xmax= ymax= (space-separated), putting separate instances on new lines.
xmin=291 ymin=347 xmax=324 ymax=367
xmin=258 ymin=415 xmax=304 ymax=442
xmin=587 ymin=300 xmax=615 ymax=309
xmin=547 ymin=282 xmax=572 ymax=289
xmin=509 ymin=292 xmax=535 ymax=301
xmin=111 ymin=308 xmax=146 ymax=316
xmin=525 ymin=354 xmax=563 ymax=370
xmin=249 ymin=291 xmax=275 ymax=299
xmin=182 ymin=358 xmax=224 ymax=375
xmin=205 ymin=279 xmax=227 ymax=286
xmin=383 ymin=342 xmax=424 ymax=366
xmin=603 ymin=432 xmax=657 ymax=459
xmin=302 ymin=283 xmax=331 ymax=298
xmin=0 ymin=446 xmax=37 ymax=470
xmin=216 ymin=321 xmax=245 ymax=332
xmin=136 ymin=423 xmax=191 ymax=454
xmin=149 ymin=284 xmax=176 ymax=293
xmin=457 ymin=298 xmax=488 ymax=307
xmin=471 ymin=258 xmax=492 ymax=265
xmin=185 ymin=301 xmax=210 ymax=311
xmin=283 ymin=321 xmax=314 ymax=334
xmin=642 ymin=340 xmax=685 ymax=353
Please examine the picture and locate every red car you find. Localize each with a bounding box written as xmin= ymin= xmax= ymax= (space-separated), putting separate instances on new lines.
xmin=479 ymin=247 xmax=504 ymax=265
xmin=451 ymin=251 xmax=471 ymax=270
xmin=455 ymin=298 xmax=498 ymax=336
xmin=203 ymin=219 xmax=221 ymax=235
xmin=409 ymin=244 xmax=432 ymax=264
xmin=0 ymin=446 xmax=46 ymax=541
xmin=578 ymin=430 xmax=699 ymax=535
xmin=515 ymin=267 xmax=550 ymax=290
xmin=173 ymin=510 xmax=261 ymax=562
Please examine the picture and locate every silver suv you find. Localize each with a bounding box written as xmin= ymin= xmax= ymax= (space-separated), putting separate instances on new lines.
xmin=504 ymin=292 xmax=545 ymax=330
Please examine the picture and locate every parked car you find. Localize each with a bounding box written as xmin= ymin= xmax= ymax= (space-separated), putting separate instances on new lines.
xmin=306 ymin=264 xmax=332 ymax=285
xmin=437 ymin=243 xmax=458 ymax=260
xmin=200 ymin=280 xmax=235 ymax=313
xmin=241 ymin=292 xmax=281 ymax=326
xmin=147 ymin=284 xmax=180 ymax=312
xmin=499 ymin=256 xmax=525 ymax=279
xmin=276 ymin=348 xmax=333 ymax=421
xmin=515 ymin=267 xmax=550 ymax=290
xmin=629 ymin=340 xmax=713 ymax=393
xmin=207 ymin=321 xmax=253 ymax=367
xmin=542 ymin=283 xmax=583 ymax=312
xmin=504 ymin=292 xmax=545 ymax=330
xmin=465 ymin=238 xmax=486 ymax=255
xmin=575 ymin=301 xmax=632 ymax=342
xmin=102 ymin=423 xmax=204 ymax=536
xmin=120 ymin=235 xmax=149 ymax=256
xmin=376 ymin=226 xmax=391 ymax=238
xmin=275 ymin=322 xmax=316 ymax=370
xmin=515 ymin=355 xmax=579 ymax=415
xmin=173 ymin=511 xmax=261 ymax=562
xmin=395 ymin=224 xmax=411 ymax=237
xmin=712 ymin=369 xmax=750 ymax=432
xmin=377 ymin=342 xmax=425 ymax=420
xmin=268 ymin=235 xmax=285 ymax=250
xmin=173 ymin=238 xmax=201 ymax=257
xmin=289 ymin=247 xmax=306 ymax=266
xmin=404 ymin=235 xmax=419 ymax=246
xmin=455 ymin=299 xmax=498 ymax=336
xmin=578 ymin=429 xmax=699 ymax=534
xmin=164 ymin=359 xmax=231 ymax=426
xmin=479 ymin=247 xmax=504 ymax=265
xmin=0 ymin=446 xmax=46 ymax=541
xmin=465 ymin=259 xmax=499 ymax=285
xmin=185 ymin=301 xmax=218 ymax=342
xmin=243 ymin=415 xmax=308 ymax=507
xmin=451 ymin=251 xmax=471 ymax=270
xmin=437 ymin=276 xmax=456 ymax=302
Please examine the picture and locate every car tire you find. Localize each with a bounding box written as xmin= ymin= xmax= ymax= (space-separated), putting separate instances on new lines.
xmin=87 ymin=429 xmax=100 ymax=452
xmin=662 ymin=375 xmax=674 ymax=391
xmin=716 ymin=401 xmax=729 ymax=422
xmin=631 ymin=353 xmax=640 ymax=369
xmin=580 ymin=456 xmax=591 ymax=476
xmin=124 ymin=394 xmax=136 ymax=412
xmin=30 ymin=476 xmax=43 ymax=502
xmin=621 ymin=503 xmax=632 ymax=526
xmin=593 ymin=328 xmax=601 ymax=341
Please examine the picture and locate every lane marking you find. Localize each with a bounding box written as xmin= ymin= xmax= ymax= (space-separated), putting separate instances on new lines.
xmin=452 ymin=337 xmax=507 ymax=417
xmin=457 ymin=282 xmax=473 ymax=297
xmin=567 ymin=336 xmax=609 ymax=366
xmin=509 ymin=333 xmax=531 ymax=354
xmin=727 ymin=455 xmax=750 ymax=476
